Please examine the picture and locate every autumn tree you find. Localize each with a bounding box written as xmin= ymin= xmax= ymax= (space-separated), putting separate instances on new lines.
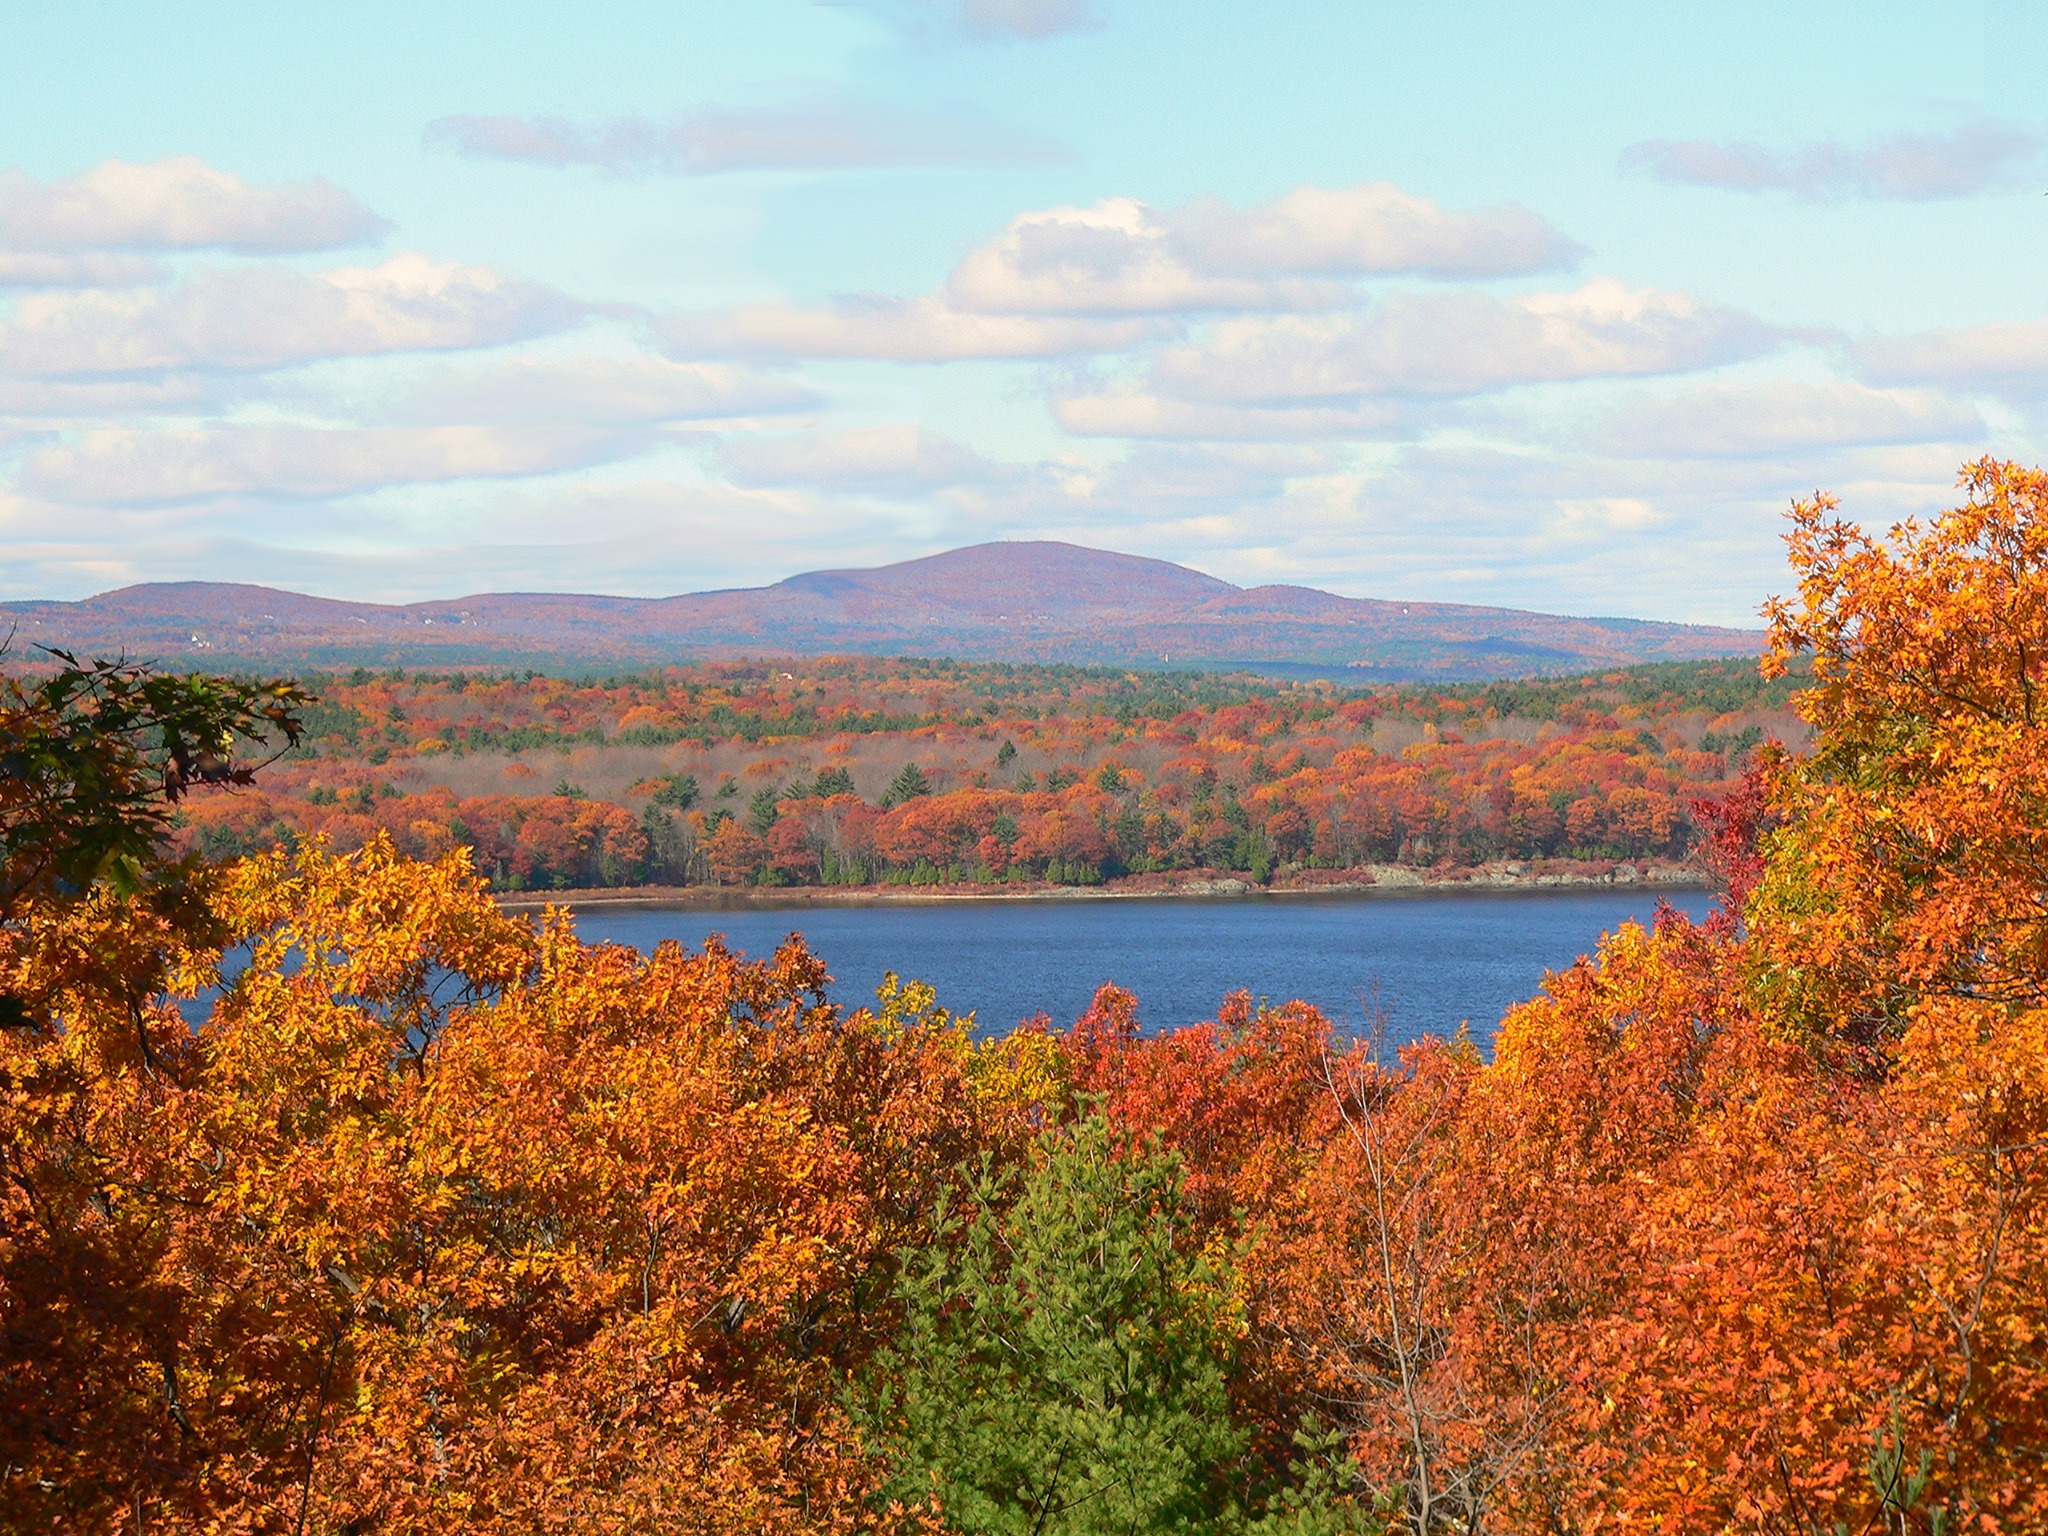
xmin=1752 ymin=457 xmax=2048 ymax=1057
xmin=0 ymin=824 xmax=1017 ymax=1530
xmin=1411 ymin=462 xmax=2048 ymax=1532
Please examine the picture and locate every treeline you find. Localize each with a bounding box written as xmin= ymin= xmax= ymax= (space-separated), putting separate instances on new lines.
xmin=4 ymin=461 xmax=2045 ymax=1532
xmin=169 ymin=658 xmax=1788 ymax=890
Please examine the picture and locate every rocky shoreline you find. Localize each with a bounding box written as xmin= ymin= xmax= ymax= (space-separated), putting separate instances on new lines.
xmin=494 ymin=859 xmax=1712 ymax=912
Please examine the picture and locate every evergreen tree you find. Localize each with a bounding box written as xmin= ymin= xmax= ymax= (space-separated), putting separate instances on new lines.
xmin=858 ymin=1116 xmax=1248 ymax=1535
xmin=649 ymin=772 xmax=698 ymax=809
xmin=881 ymin=762 xmax=932 ymax=808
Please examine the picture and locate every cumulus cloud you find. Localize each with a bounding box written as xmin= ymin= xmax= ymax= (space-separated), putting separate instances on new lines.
xmin=17 ymin=423 xmax=635 ymax=505
xmin=394 ymin=355 xmax=818 ymax=427
xmin=1619 ymin=120 xmax=2047 ymax=201
xmin=0 ymin=375 xmax=235 ymax=419
xmin=1141 ymin=280 xmax=1783 ymax=407
xmin=705 ymin=423 xmax=1340 ymax=547
xmin=661 ymin=181 xmax=1579 ymax=362
xmin=1051 ymin=388 xmax=1418 ymax=440
xmin=661 ymin=294 xmax=1161 ymax=362
xmin=424 ymin=102 xmax=1050 ymax=175
xmin=944 ymin=185 xmax=1577 ymax=317
xmin=1165 ymin=182 xmax=1580 ymax=279
xmin=0 ymin=157 xmax=387 ymax=253
xmin=1546 ymin=496 xmax=1663 ymax=539
xmin=716 ymin=424 xmax=1000 ymax=494
xmin=1064 ymin=441 xmax=1340 ymax=507
xmin=946 ymin=198 xmax=1350 ymax=316
xmin=1853 ymin=319 xmax=2048 ymax=395
xmin=439 ymin=477 xmax=921 ymax=575
xmin=0 ymin=251 xmax=164 ymax=289
xmin=1353 ymin=439 xmax=1969 ymax=615
xmin=0 ymin=253 xmax=583 ymax=379
xmin=1592 ymin=380 xmax=1984 ymax=458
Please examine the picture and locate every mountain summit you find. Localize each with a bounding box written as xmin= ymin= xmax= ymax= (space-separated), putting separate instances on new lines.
xmin=1 ymin=541 xmax=1758 ymax=681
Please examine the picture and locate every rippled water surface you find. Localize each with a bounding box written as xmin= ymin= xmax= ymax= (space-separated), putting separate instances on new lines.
xmin=571 ymin=887 xmax=1714 ymax=1047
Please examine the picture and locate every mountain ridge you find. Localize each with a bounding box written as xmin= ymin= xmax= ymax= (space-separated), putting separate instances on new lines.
xmin=1 ymin=540 xmax=1761 ymax=682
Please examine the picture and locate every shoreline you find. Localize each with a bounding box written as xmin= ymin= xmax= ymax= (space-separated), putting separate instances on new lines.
xmin=492 ymin=860 xmax=1714 ymax=913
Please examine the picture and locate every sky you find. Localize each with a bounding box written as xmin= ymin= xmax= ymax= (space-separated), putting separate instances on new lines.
xmin=2 ymin=0 xmax=2045 ymax=625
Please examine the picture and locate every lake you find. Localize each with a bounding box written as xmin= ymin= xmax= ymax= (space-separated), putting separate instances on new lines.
xmin=570 ymin=887 xmax=1715 ymax=1048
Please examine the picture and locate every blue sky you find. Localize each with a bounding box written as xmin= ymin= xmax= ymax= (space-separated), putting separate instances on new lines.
xmin=1 ymin=0 xmax=2043 ymax=623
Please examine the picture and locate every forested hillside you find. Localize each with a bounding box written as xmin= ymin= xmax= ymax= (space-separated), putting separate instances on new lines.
xmin=166 ymin=655 xmax=1801 ymax=893
xmin=1 ymin=540 xmax=1761 ymax=678
xmin=4 ymin=459 xmax=2044 ymax=1533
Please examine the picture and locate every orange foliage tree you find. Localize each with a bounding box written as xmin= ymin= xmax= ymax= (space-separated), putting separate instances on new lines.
xmin=0 ymin=835 xmax=1039 ymax=1531
xmin=1411 ymin=461 xmax=2048 ymax=1532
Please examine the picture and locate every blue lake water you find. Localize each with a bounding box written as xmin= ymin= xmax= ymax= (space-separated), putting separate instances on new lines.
xmin=570 ymin=887 xmax=1714 ymax=1048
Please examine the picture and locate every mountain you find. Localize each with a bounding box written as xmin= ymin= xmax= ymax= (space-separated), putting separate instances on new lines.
xmin=0 ymin=541 xmax=1760 ymax=681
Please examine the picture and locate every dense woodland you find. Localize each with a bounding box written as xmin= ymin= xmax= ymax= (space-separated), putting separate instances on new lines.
xmin=4 ymin=458 xmax=2046 ymax=1533
xmin=165 ymin=652 xmax=1799 ymax=892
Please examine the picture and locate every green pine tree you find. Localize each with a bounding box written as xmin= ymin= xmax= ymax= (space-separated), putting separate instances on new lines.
xmin=858 ymin=1117 xmax=1245 ymax=1535
xmin=881 ymin=762 xmax=932 ymax=808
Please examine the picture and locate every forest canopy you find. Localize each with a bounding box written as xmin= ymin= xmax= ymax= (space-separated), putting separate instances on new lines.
xmin=160 ymin=652 xmax=1796 ymax=894
xmin=2 ymin=458 xmax=2045 ymax=1533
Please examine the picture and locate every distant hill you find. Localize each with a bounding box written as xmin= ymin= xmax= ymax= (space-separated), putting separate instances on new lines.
xmin=0 ymin=541 xmax=1761 ymax=681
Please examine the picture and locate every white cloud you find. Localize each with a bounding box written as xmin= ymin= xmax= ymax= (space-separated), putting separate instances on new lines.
xmin=0 ymin=375 xmax=234 ymax=419
xmin=1619 ymin=120 xmax=2047 ymax=202
xmin=944 ymin=184 xmax=1577 ymax=318
xmin=0 ymin=253 xmax=583 ymax=379
xmin=946 ymin=197 xmax=1350 ymax=316
xmin=663 ymin=181 xmax=1579 ymax=361
xmin=424 ymin=102 xmax=1050 ymax=175
xmin=716 ymin=424 xmax=1000 ymax=494
xmin=0 ymin=157 xmax=387 ymax=253
xmin=1547 ymin=497 xmax=1663 ymax=540
xmin=707 ymin=426 xmax=1340 ymax=543
xmin=1072 ymin=441 xmax=1340 ymax=507
xmin=1591 ymin=380 xmax=1984 ymax=458
xmin=428 ymin=477 xmax=924 ymax=575
xmin=17 ymin=423 xmax=636 ymax=505
xmin=0 ymin=251 xmax=164 ymax=289
xmin=661 ymin=294 xmax=1161 ymax=362
xmin=1165 ymin=182 xmax=1581 ymax=279
xmin=1052 ymin=387 xmax=1417 ymax=440
xmin=1853 ymin=318 xmax=2048 ymax=395
xmin=1142 ymin=280 xmax=1782 ymax=406
xmin=394 ymin=355 xmax=818 ymax=427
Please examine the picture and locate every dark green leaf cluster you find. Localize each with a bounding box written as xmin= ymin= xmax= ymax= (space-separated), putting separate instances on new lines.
xmin=881 ymin=763 xmax=933 ymax=809
xmin=856 ymin=1117 xmax=1387 ymax=1535
xmin=647 ymin=772 xmax=699 ymax=809
xmin=0 ymin=648 xmax=306 ymax=922
xmin=810 ymin=765 xmax=856 ymax=798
